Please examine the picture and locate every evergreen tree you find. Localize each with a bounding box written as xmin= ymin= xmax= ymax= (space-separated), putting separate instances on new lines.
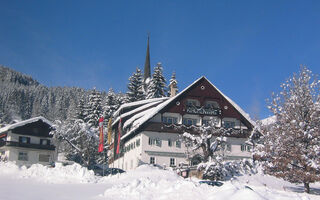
xmin=75 ymin=97 xmax=87 ymax=121
xmin=126 ymin=68 xmax=145 ymax=102
xmin=146 ymin=63 xmax=167 ymax=99
xmin=85 ymin=88 xmax=103 ymax=127
xmin=167 ymin=71 xmax=178 ymax=97
xmin=258 ymin=66 xmax=320 ymax=193
xmin=103 ymin=88 xmax=120 ymax=121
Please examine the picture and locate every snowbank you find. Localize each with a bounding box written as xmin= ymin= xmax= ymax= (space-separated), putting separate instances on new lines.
xmin=0 ymin=161 xmax=96 ymax=183
xmin=0 ymin=162 xmax=319 ymax=200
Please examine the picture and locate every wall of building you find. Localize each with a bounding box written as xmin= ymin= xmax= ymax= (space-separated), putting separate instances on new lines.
xmin=3 ymin=146 xmax=55 ymax=166
xmin=112 ymin=133 xmax=142 ymax=171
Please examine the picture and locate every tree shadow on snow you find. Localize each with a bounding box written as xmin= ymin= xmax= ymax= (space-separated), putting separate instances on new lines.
xmin=285 ymin=186 xmax=320 ymax=195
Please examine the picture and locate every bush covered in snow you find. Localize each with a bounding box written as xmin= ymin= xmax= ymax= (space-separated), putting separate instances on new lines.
xmin=198 ymin=159 xmax=259 ymax=181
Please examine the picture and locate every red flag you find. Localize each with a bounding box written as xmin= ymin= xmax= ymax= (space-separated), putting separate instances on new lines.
xmin=116 ymin=118 xmax=122 ymax=154
xmin=98 ymin=117 xmax=104 ymax=153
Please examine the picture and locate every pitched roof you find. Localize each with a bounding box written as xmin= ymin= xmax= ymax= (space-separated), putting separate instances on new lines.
xmin=117 ymin=76 xmax=254 ymax=141
xmin=0 ymin=116 xmax=53 ymax=134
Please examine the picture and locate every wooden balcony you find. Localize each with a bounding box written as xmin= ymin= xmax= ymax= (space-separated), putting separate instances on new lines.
xmin=3 ymin=141 xmax=55 ymax=150
xmin=143 ymin=122 xmax=251 ymax=138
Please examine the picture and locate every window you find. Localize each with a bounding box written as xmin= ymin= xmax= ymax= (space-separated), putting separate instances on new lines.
xmin=186 ymin=99 xmax=199 ymax=107
xmin=227 ymin=144 xmax=232 ymax=151
xmin=202 ymin=119 xmax=211 ymax=126
xmin=136 ymin=139 xmax=140 ymax=147
xmin=150 ymin=157 xmax=155 ymax=164
xmin=205 ymin=101 xmax=219 ymax=108
xmin=170 ymin=158 xmax=175 ymax=167
xmin=168 ymin=139 xmax=172 ymax=147
xmin=155 ymin=138 xmax=162 ymax=147
xmin=176 ymin=140 xmax=181 ymax=148
xmin=241 ymin=144 xmax=245 ymax=151
xmin=224 ymin=121 xmax=235 ymax=128
xmin=162 ymin=116 xmax=178 ymax=124
xmin=182 ymin=118 xmax=197 ymax=126
xmin=39 ymin=154 xmax=50 ymax=162
xmin=148 ymin=138 xmax=155 ymax=145
xmin=19 ymin=136 xmax=30 ymax=144
xmin=241 ymin=144 xmax=251 ymax=152
xmin=40 ymin=139 xmax=50 ymax=145
xmin=18 ymin=152 xmax=28 ymax=161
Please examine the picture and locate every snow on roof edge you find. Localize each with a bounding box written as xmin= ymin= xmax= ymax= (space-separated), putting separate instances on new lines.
xmin=113 ymin=97 xmax=169 ymax=117
xmin=0 ymin=116 xmax=53 ymax=133
xmin=112 ymin=99 xmax=165 ymax=127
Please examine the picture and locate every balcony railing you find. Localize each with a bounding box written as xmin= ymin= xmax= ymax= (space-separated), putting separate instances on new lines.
xmin=4 ymin=141 xmax=55 ymax=150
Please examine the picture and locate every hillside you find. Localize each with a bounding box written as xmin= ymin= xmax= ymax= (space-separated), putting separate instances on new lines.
xmin=0 ymin=66 xmax=108 ymax=123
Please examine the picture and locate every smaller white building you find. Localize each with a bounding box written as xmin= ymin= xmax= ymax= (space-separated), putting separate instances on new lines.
xmin=0 ymin=116 xmax=56 ymax=166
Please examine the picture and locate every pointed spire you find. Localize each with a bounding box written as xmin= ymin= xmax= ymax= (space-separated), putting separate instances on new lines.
xmin=144 ymin=34 xmax=151 ymax=82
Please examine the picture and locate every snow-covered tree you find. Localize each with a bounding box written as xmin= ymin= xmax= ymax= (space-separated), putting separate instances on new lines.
xmin=258 ymin=66 xmax=320 ymax=193
xmin=75 ymin=97 xmax=87 ymax=121
xmin=51 ymin=119 xmax=100 ymax=168
xmin=146 ymin=63 xmax=167 ymax=99
xmin=180 ymin=119 xmax=243 ymax=180
xmin=126 ymin=68 xmax=145 ymax=102
xmin=85 ymin=88 xmax=103 ymax=127
xmin=103 ymin=88 xmax=121 ymax=121
xmin=167 ymin=71 xmax=178 ymax=97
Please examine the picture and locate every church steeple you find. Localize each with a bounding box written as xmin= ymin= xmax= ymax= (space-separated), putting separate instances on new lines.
xmin=144 ymin=34 xmax=151 ymax=82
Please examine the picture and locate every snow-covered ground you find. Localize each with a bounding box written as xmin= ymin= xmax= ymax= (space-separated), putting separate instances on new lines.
xmin=0 ymin=162 xmax=319 ymax=200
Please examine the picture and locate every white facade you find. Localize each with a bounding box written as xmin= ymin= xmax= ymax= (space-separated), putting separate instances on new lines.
xmin=0 ymin=117 xmax=56 ymax=167
xmin=110 ymin=77 xmax=254 ymax=171
xmin=0 ymin=131 xmax=56 ymax=167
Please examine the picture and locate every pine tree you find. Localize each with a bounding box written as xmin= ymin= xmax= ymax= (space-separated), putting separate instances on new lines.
xmin=258 ymin=66 xmax=320 ymax=193
xmin=167 ymin=71 xmax=178 ymax=97
xmin=146 ymin=63 xmax=167 ymax=99
xmin=126 ymin=68 xmax=145 ymax=102
xmin=103 ymin=88 xmax=120 ymax=121
xmin=85 ymin=88 xmax=103 ymax=127
xmin=75 ymin=97 xmax=87 ymax=121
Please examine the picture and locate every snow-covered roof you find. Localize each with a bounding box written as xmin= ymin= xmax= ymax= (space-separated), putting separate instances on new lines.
xmin=112 ymin=99 xmax=166 ymax=127
xmin=113 ymin=97 xmax=169 ymax=118
xmin=261 ymin=115 xmax=276 ymax=126
xmin=117 ymin=76 xmax=255 ymax=141
xmin=0 ymin=116 xmax=53 ymax=134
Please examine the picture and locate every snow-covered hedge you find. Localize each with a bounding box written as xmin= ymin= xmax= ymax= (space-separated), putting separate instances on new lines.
xmin=198 ymin=159 xmax=259 ymax=181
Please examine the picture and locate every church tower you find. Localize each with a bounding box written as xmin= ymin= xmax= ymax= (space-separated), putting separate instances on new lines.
xmin=143 ymin=35 xmax=151 ymax=84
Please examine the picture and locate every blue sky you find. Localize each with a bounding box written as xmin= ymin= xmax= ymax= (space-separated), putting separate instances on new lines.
xmin=1 ymin=0 xmax=320 ymax=119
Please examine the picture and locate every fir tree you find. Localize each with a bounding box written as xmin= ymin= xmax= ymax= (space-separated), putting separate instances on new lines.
xmin=103 ymin=88 xmax=120 ymax=121
xmin=146 ymin=63 xmax=167 ymax=99
xmin=85 ymin=88 xmax=103 ymax=127
xmin=75 ymin=97 xmax=87 ymax=121
xmin=258 ymin=66 xmax=320 ymax=193
xmin=126 ymin=68 xmax=145 ymax=102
